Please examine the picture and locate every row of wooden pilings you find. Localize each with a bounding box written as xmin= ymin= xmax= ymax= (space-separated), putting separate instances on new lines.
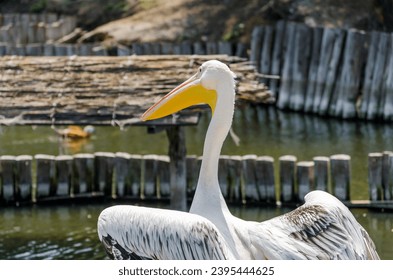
xmin=1 ymin=151 xmax=392 ymax=206
xmin=0 ymin=13 xmax=77 ymax=45
xmin=250 ymin=21 xmax=393 ymax=121
xmin=0 ymin=40 xmax=248 ymax=57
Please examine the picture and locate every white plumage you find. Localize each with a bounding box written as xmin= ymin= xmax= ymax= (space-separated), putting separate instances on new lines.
xmin=97 ymin=60 xmax=379 ymax=260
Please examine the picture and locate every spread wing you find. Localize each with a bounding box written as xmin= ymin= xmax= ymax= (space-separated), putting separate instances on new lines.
xmin=97 ymin=205 xmax=232 ymax=260
xmin=249 ymin=191 xmax=380 ymax=260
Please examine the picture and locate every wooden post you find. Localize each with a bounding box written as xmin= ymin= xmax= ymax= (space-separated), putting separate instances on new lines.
xmin=256 ymin=156 xmax=275 ymax=203
xmin=186 ymin=155 xmax=199 ymax=197
xmin=157 ymin=155 xmax=170 ymax=198
xmin=114 ymin=152 xmax=132 ymax=198
xmin=55 ymin=155 xmax=73 ymax=196
xmin=242 ymin=154 xmax=259 ymax=202
xmin=289 ymin=24 xmax=312 ymax=112
xmin=16 ymin=155 xmax=33 ymax=202
xmin=218 ymin=41 xmax=233 ymax=55
xmin=129 ymin=155 xmax=143 ymax=197
xmin=313 ymin=156 xmax=329 ymax=192
xmin=297 ymin=161 xmax=314 ymax=202
xmin=313 ymin=28 xmax=344 ymax=114
xmin=193 ymin=41 xmax=205 ymax=55
xmin=362 ymin=32 xmax=391 ymax=120
xmin=142 ymin=154 xmax=158 ymax=198
xmin=330 ymin=154 xmax=351 ymax=201
xmin=333 ymin=30 xmax=367 ymax=119
xmin=279 ymin=155 xmax=297 ymax=203
xmin=304 ymin=27 xmax=323 ymax=112
xmin=368 ymin=153 xmax=383 ymax=201
xmin=384 ymin=152 xmax=393 ymax=200
xmin=166 ymin=126 xmax=187 ymax=211
xmin=277 ymin=22 xmax=297 ymax=110
xmin=73 ymin=153 xmax=94 ymax=194
xmin=94 ymin=152 xmax=115 ymax=196
xmin=227 ymin=155 xmax=242 ymax=203
xmin=382 ymin=34 xmax=393 ymax=121
xmin=0 ymin=155 xmax=16 ymax=202
xmin=160 ymin=42 xmax=173 ymax=54
xmin=206 ymin=42 xmax=218 ymax=54
xmin=259 ymin=25 xmax=274 ymax=86
xmin=318 ymin=28 xmax=346 ymax=116
xmin=218 ymin=155 xmax=230 ymax=199
xmin=250 ymin=26 xmax=264 ymax=70
xmin=35 ymin=154 xmax=56 ymax=199
xmin=235 ymin=42 xmax=247 ymax=58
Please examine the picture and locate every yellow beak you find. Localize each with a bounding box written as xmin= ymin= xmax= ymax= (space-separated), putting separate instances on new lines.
xmin=141 ymin=73 xmax=217 ymax=121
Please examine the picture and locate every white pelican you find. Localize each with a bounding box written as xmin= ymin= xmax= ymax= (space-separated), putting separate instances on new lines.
xmin=97 ymin=60 xmax=380 ymax=260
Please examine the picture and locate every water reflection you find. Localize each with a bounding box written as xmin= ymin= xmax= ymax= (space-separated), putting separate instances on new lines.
xmin=0 ymin=202 xmax=392 ymax=259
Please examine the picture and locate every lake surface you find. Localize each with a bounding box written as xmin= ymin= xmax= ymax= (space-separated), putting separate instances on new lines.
xmin=0 ymin=201 xmax=391 ymax=259
xmin=1 ymin=105 xmax=393 ymax=259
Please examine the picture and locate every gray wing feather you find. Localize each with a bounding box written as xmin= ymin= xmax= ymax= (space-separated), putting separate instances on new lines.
xmin=249 ymin=191 xmax=380 ymax=260
xmin=97 ymin=205 xmax=231 ymax=260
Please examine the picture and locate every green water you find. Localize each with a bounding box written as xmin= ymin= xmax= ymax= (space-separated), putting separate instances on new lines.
xmin=0 ymin=202 xmax=391 ymax=259
xmin=1 ymin=106 xmax=393 ymax=259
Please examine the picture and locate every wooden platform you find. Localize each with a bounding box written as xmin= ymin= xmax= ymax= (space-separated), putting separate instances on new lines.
xmin=0 ymin=55 xmax=272 ymax=126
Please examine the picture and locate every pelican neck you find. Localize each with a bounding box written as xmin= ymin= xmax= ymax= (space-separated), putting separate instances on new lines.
xmin=190 ymin=76 xmax=235 ymax=216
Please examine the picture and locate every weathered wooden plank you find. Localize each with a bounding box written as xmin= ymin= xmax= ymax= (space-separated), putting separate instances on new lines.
xmin=277 ymin=22 xmax=297 ymax=110
xmin=364 ymin=32 xmax=391 ymax=120
xmin=250 ymin=26 xmax=264 ymax=70
xmin=289 ymin=24 xmax=312 ymax=111
xmin=256 ymin=156 xmax=275 ymax=203
xmin=312 ymin=28 xmax=344 ymax=114
xmin=94 ymin=152 xmax=115 ymax=196
xmin=259 ymin=25 xmax=274 ymax=86
xmin=333 ymin=30 xmax=366 ymax=119
xmin=382 ymin=34 xmax=393 ymax=121
xmin=55 ymin=155 xmax=73 ymax=196
xmin=73 ymin=153 xmax=94 ymax=194
xmin=318 ymin=28 xmax=346 ymax=116
xmin=304 ymin=27 xmax=323 ymax=112
xmin=330 ymin=154 xmax=351 ymax=201
xmin=313 ymin=156 xmax=329 ymax=192
xmin=297 ymin=161 xmax=314 ymax=202
xmin=279 ymin=155 xmax=297 ymax=203
xmin=35 ymin=154 xmax=56 ymax=199
xmin=0 ymin=155 xmax=16 ymax=202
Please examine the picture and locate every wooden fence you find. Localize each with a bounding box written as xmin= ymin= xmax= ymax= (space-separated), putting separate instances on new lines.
xmin=250 ymin=21 xmax=393 ymax=121
xmin=1 ymin=151 xmax=392 ymax=207
xmin=0 ymin=13 xmax=77 ymax=45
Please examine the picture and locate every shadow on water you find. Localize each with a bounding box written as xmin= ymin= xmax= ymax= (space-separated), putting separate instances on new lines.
xmin=0 ymin=106 xmax=393 ymax=259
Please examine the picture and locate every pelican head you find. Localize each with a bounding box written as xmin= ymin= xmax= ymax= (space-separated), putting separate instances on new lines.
xmin=141 ymin=60 xmax=236 ymax=121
